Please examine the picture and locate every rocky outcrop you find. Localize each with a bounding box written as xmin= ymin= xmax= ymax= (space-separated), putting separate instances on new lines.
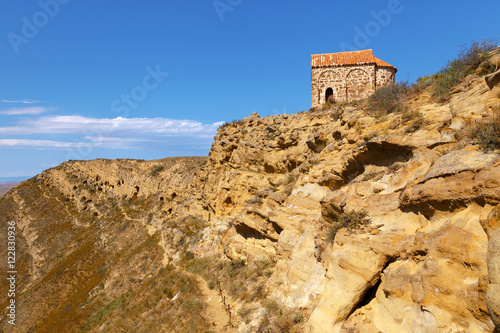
xmin=400 ymin=147 xmax=500 ymax=214
xmin=197 ymin=72 xmax=500 ymax=332
xmin=486 ymin=70 xmax=500 ymax=90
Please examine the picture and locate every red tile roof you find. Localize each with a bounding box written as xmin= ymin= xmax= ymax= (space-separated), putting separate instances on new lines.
xmin=311 ymin=49 xmax=397 ymax=71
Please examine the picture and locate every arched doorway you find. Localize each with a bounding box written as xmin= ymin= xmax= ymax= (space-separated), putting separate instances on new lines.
xmin=325 ymin=87 xmax=334 ymax=103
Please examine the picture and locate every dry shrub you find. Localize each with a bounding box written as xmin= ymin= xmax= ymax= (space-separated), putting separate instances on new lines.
xmin=218 ymin=119 xmax=245 ymax=130
xmin=401 ymin=110 xmax=428 ymax=133
xmin=329 ymin=210 xmax=369 ymax=241
xmin=185 ymin=256 xmax=274 ymax=303
xmin=467 ymin=105 xmax=500 ymax=150
xmin=368 ymin=82 xmax=410 ymax=116
xmin=256 ymin=299 xmax=304 ymax=333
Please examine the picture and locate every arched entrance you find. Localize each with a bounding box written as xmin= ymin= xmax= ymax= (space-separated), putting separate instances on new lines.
xmin=325 ymin=87 xmax=334 ymax=103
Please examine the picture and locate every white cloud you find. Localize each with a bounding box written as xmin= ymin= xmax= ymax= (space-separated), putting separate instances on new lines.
xmin=0 ymin=137 xmax=146 ymax=150
xmin=81 ymin=136 xmax=148 ymax=149
xmin=0 ymin=115 xmax=224 ymax=152
xmin=0 ymin=139 xmax=78 ymax=149
xmin=0 ymin=115 xmax=224 ymax=136
xmin=0 ymin=106 xmax=48 ymax=115
xmin=0 ymin=99 xmax=45 ymax=104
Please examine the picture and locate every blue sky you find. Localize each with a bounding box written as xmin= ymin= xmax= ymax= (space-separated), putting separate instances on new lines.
xmin=1 ymin=0 xmax=499 ymax=179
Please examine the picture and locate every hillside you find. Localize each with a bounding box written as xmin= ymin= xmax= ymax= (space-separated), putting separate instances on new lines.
xmin=1 ymin=47 xmax=500 ymax=332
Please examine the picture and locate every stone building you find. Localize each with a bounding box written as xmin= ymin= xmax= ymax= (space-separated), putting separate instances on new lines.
xmin=311 ymin=49 xmax=397 ymax=107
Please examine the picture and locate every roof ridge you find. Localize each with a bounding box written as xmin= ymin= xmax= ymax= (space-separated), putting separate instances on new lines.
xmin=311 ymin=50 xmax=396 ymax=71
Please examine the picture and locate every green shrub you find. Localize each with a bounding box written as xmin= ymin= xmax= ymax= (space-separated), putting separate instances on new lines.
xmin=468 ymin=105 xmax=500 ymax=150
xmin=329 ymin=210 xmax=368 ymax=241
xmin=226 ymin=259 xmax=246 ymax=278
xmin=237 ymin=307 xmax=253 ymax=321
xmin=430 ymin=39 xmax=498 ymax=102
xmin=87 ymin=291 xmax=131 ymax=329
xmin=457 ymin=39 xmax=498 ymax=71
xmin=184 ymin=256 xmax=211 ymax=275
xmin=184 ymin=251 xmax=195 ymax=260
xmin=412 ymin=74 xmax=433 ymax=92
xmin=218 ymin=119 xmax=244 ymax=130
xmin=431 ymin=60 xmax=467 ymax=102
xmin=245 ymin=283 xmax=263 ymax=301
xmin=264 ymin=298 xmax=281 ymax=314
xmin=150 ymin=165 xmax=164 ymax=177
xmin=368 ymin=81 xmax=410 ymax=115
xmin=292 ymin=311 xmax=303 ymax=324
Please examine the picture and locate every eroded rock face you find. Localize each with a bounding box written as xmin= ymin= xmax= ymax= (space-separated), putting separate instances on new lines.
xmin=482 ymin=204 xmax=500 ymax=330
xmin=486 ymin=70 xmax=500 ymax=90
xmin=400 ymin=147 xmax=500 ymax=214
xmin=308 ymin=242 xmax=387 ymax=332
xmin=191 ymin=73 xmax=500 ymax=332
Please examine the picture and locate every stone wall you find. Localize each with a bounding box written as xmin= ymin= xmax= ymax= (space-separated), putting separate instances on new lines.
xmin=311 ymin=65 xmax=395 ymax=108
xmin=346 ymin=67 xmax=375 ymax=101
xmin=376 ymin=67 xmax=397 ymax=88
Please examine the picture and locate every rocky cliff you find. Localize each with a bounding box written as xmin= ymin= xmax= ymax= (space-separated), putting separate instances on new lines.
xmin=1 ymin=54 xmax=500 ymax=332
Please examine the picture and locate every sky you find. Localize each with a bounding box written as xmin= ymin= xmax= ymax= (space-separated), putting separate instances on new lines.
xmin=1 ymin=0 xmax=499 ymax=180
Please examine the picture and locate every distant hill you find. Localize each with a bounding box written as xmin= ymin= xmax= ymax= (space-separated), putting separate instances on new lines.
xmin=0 ymin=183 xmax=17 ymax=197
xmin=0 ymin=176 xmax=29 ymax=184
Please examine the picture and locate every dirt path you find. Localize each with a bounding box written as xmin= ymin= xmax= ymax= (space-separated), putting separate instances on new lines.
xmin=194 ymin=275 xmax=238 ymax=332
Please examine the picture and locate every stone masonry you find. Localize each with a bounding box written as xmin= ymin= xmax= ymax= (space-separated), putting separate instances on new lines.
xmin=311 ymin=49 xmax=397 ymax=107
